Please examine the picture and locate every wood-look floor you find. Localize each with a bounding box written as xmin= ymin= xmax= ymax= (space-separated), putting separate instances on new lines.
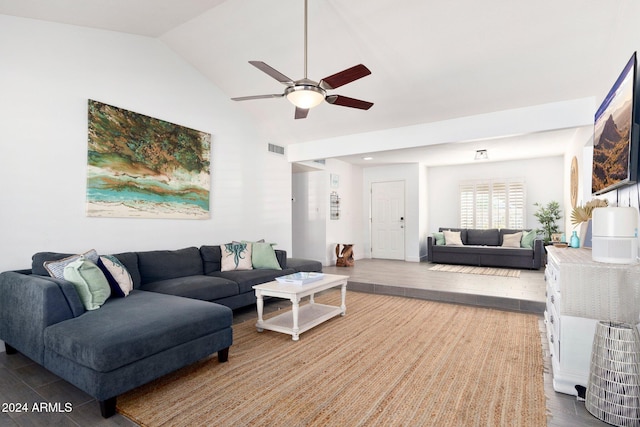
xmin=0 ymin=259 xmax=610 ymax=426
xmin=322 ymin=258 xmax=546 ymax=313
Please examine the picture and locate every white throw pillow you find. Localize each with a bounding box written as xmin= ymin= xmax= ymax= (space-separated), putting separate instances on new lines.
xmin=502 ymin=232 xmax=523 ymax=247
xmin=443 ymin=230 xmax=463 ymax=245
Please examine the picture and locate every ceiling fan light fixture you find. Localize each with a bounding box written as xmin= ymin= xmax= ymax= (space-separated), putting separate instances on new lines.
xmin=285 ymin=85 xmax=325 ymax=109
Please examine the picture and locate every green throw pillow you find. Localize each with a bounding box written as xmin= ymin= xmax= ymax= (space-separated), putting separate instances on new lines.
xmin=433 ymin=232 xmax=445 ymax=246
xmin=243 ymin=240 xmax=281 ymax=270
xmin=63 ymin=258 xmax=111 ymax=310
xmin=521 ymin=230 xmax=536 ymax=249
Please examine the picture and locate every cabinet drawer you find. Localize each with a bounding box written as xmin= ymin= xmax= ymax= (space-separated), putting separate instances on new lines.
xmin=544 ymin=310 xmax=560 ymax=361
xmin=546 ymin=282 xmax=561 ymax=318
xmin=545 ymin=264 xmax=560 ymax=294
xmin=547 ymin=300 xmax=560 ymax=338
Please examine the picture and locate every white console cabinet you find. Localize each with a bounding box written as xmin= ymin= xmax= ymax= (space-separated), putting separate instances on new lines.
xmin=544 ymin=246 xmax=640 ymax=395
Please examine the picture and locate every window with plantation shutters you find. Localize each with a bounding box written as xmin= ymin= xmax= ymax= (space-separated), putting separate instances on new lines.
xmin=459 ymin=179 xmax=526 ymax=229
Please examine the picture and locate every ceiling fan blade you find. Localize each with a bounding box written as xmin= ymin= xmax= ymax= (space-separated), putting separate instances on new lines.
xmin=249 ymin=61 xmax=294 ymax=85
xmin=231 ymin=94 xmax=284 ymax=101
xmin=294 ymin=107 xmax=309 ymax=119
xmin=319 ymin=64 xmax=371 ymax=90
xmin=326 ymin=95 xmax=373 ymax=110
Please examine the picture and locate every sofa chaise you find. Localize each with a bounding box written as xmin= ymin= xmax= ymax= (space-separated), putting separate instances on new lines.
xmin=0 ymin=245 xmax=322 ymax=418
xmin=427 ymin=228 xmax=544 ymax=270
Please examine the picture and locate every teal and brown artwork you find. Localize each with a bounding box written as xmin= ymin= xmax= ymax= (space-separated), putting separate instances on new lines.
xmin=86 ymin=100 xmax=211 ymax=219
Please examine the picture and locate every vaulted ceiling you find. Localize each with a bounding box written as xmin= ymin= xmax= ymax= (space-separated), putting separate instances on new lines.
xmin=2 ymin=0 xmax=639 ymax=165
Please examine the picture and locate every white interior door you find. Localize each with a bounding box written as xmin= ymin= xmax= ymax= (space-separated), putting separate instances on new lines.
xmin=371 ymin=181 xmax=405 ymax=260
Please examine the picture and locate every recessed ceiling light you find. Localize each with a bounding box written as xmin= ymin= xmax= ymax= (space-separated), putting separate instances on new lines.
xmin=474 ymin=149 xmax=488 ymax=160
xmin=362 ymin=156 xmax=373 ymax=160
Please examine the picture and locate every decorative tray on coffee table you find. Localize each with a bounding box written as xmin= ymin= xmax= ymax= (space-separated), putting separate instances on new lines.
xmin=275 ymin=272 xmax=324 ymax=285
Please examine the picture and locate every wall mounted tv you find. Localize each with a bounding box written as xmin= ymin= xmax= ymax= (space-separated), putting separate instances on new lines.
xmin=592 ymin=52 xmax=640 ymax=195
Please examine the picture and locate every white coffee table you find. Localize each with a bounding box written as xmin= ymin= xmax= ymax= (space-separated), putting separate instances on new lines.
xmin=252 ymin=274 xmax=348 ymax=341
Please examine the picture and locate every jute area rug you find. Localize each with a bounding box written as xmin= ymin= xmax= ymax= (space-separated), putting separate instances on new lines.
xmin=429 ymin=263 xmax=521 ymax=278
xmin=117 ymin=291 xmax=545 ymax=426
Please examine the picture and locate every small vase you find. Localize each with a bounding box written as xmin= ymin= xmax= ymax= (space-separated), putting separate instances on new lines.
xmin=570 ymin=230 xmax=580 ymax=248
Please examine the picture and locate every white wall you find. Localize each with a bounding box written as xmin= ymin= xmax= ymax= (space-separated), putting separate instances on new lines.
xmin=291 ymin=159 xmax=363 ymax=265
xmin=562 ymin=126 xmax=595 ymax=234
xmin=325 ymin=159 xmax=364 ymax=264
xmin=292 ymin=170 xmax=326 ymax=262
xmin=288 ymin=99 xmax=595 ymax=163
xmin=0 ymin=15 xmax=292 ymax=271
xmin=427 ymin=156 xmax=565 ymax=235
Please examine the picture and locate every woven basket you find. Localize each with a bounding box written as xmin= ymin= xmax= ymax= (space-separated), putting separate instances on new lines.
xmin=586 ymin=321 xmax=640 ymax=426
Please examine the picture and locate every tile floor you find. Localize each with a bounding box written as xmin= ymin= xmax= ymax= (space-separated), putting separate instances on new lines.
xmin=0 ymin=259 xmax=611 ymax=426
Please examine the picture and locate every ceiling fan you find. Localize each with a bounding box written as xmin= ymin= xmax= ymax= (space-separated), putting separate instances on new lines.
xmin=231 ymin=0 xmax=373 ymax=119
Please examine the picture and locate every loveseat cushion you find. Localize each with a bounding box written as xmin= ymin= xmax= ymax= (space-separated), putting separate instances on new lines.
xmin=137 ymin=247 xmax=203 ymax=285
xmin=286 ymin=258 xmax=323 ymax=273
xmin=466 ymin=229 xmax=500 ymax=246
xmin=432 ymin=244 xmax=532 ymax=257
xmin=200 ymin=245 xmax=224 ymax=273
xmin=140 ymin=275 xmax=238 ymax=301
xmin=43 ymin=290 xmax=232 ymax=373
xmin=211 ymin=268 xmax=296 ymax=294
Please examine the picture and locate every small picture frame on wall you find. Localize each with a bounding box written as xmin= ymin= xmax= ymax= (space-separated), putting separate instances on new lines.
xmin=330 ymin=173 xmax=340 ymax=189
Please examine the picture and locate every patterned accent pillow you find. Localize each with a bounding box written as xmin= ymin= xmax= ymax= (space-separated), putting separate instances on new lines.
xmin=97 ymin=255 xmax=133 ymax=297
xmin=221 ymin=242 xmax=253 ymax=271
xmin=63 ymin=257 xmax=111 ymax=310
xmin=44 ymin=249 xmax=99 ymax=279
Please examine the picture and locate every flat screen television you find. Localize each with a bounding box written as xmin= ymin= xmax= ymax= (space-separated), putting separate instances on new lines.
xmin=592 ymin=52 xmax=640 ymax=195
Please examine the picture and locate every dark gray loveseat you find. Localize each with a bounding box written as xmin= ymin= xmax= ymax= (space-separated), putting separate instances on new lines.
xmin=427 ymin=228 xmax=544 ymax=270
xmin=0 ymin=246 xmax=322 ymax=418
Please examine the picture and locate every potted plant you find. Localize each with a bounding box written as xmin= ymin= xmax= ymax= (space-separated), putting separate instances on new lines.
xmin=534 ymin=201 xmax=562 ymax=244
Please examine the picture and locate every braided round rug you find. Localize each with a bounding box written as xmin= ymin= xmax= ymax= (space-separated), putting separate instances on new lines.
xmin=117 ymin=291 xmax=545 ymax=426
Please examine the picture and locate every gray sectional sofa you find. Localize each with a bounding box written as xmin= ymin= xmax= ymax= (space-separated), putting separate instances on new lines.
xmin=0 ymin=245 xmax=322 ymax=418
xmin=427 ymin=228 xmax=544 ymax=270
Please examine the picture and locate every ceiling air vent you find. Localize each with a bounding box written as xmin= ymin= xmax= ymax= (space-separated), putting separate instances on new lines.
xmin=268 ymin=143 xmax=285 ymax=155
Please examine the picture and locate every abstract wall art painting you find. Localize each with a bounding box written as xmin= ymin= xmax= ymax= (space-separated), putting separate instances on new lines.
xmin=86 ymin=100 xmax=211 ymax=219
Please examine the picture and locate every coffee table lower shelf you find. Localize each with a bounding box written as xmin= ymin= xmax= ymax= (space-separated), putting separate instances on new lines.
xmin=257 ymin=303 xmax=343 ymax=339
